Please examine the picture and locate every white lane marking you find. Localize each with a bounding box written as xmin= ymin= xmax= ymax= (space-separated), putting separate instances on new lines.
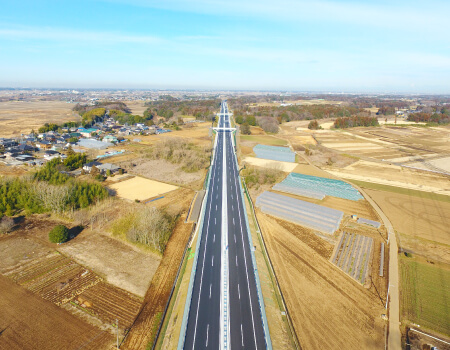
xmin=213 ymin=234 xmax=215 ymax=243
xmin=206 ymin=324 xmax=209 ymax=347
xmin=216 ymin=204 xmax=217 ymax=211
xmin=234 ymin=234 xmax=236 ymax=243
xmin=230 ymin=133 xmax=258 ymax=349
xmin=241 ymin=324 xmax=244 ymax=347
xmin=232 ymin=204 xmax=234 ymax=211
xmin=209 ymin=284 xmax=212 ymax=298
xmin=212 ymin=255 xmax=214 ymax=266
xmin=238 ymin=283 xmax=240 ymax=299
xmin=216 ymin=194 xmax=218 ymax=199
xmin=233 ymin=217 xmax=235 ymax=225
xmin=236 ymin=255 xmax=238 ymax=266
xmin=215 ymin=218 xmax=216 ymax=225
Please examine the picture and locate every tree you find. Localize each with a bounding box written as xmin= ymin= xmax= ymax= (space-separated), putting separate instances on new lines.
xmin=241 ymin=123 xmax=251 ymax=135
xmin=308 ymin=120 xmax=320 ymax=130
xmin=49 ymin=225 xmax=69 ymax=243
xmin=66 ymin=145 xmax=75 ymax=157
xmin=106 ymin=169 xmax=111 ymax=177
xmin=90 ymin=165 xmax=99 ymax=177
xmin=235 ymin=115 xmax=244 ymax=124
xmin=246 ymin=115 xmax=256 ymax=126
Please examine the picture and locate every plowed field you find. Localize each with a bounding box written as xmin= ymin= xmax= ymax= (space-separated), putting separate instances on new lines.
xmin=0 ymin=274 xmax=114 ymax=350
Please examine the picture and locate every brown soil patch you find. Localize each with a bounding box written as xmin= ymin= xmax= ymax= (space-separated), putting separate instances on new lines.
xmin=122 ymin=216 xmax=194 ymax=349
xmin=0 ymin=100 xmax=80 ymax=137
xmin=258 ymin=212 xmax=386 ymax=350
xmin=59 ymin=231 xmax=161 ymax=297
xmin=365 ymin=189 xmax=450 ymax=263
xmin=109 ymin=176 xmax=178 ymax=202
xmin=0 ymin=164 xmax=27 ymax=176
xmin=0 ymin=274 xmax=114 ymax=350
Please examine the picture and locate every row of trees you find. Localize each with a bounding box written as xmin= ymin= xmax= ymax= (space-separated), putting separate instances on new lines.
xmin=37 ymin=121 xmax=81 ymax=134
xmin=0 ymin=158 xmax=109 ymax=218
xmin=334 ymin=116 xmax=379 ymax=128
xmin=407 ymin=112 xmax=450 ymax=124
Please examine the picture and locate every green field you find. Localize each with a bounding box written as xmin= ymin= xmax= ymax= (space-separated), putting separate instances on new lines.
xmin=348 ymin=179 xmax=450 ymax=203
xmin=240 ymin=135 xmax=288 ymax=146
xmin=399 ymin=255 xmax=450 ymax=336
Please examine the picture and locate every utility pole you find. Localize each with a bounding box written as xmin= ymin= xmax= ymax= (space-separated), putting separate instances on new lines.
xmin=116 ymin=319 xmax=119 ymax=349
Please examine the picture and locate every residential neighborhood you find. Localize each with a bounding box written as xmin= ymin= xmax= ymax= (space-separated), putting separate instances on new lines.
xmin=0 ymin=116 xmax=172 ymax=172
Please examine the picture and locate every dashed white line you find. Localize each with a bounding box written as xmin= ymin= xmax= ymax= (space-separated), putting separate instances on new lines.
xmin=209 ymin=284 xmax=212 ymax=299
xmin=213 ymin=234 xmax=215 ymax=243
xmin=206 ymin=324 xmax=209 ymax=347
xmin=241 ymin=324 xmax=244 ymax=347
xmin=236 ymin=255 xmax=238 ymax=266
xmin=233 ymin=217 xmax=235 ymax=225
xmin=238 ymin=283 xmax=240 ymax=299
xmin=212 ymin=255 xmax=214 ymax=266
xmin=234 ymin=234 xmax=236 ymax=243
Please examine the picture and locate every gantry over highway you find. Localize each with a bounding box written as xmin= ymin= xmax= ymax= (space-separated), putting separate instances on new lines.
xmin=178 ymin=101 xmax=271 ymax=349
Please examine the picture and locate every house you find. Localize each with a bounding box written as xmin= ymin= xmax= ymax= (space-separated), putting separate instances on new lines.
xmin=97 ymin=163 xmax=121 ymax=175
xmin=83 ymin=161 xmax=102 ymax=173
xmin=78 ymin=128 xmax=98 ymax=138
xmin=36 ymin=140 xmax=52 ymax=149
xmin=44 ymin=150 xmax=61 ymax=161
xmin=102 ymin=135 xmax=118 ymax=143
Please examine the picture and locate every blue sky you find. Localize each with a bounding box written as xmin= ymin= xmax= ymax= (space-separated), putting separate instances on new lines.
xmin=1 ymin=0 xmax=449 ymax=92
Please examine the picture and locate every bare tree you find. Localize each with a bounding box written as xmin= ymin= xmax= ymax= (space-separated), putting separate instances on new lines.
xmin=0 ymin=216 xmax=14 ymax=234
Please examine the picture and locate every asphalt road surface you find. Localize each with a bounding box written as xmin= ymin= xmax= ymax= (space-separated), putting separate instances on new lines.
xmin=184 ymin=102 xmax=266 ymax=349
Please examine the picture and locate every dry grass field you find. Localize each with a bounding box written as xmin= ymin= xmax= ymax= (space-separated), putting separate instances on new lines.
xmin=329 ymin=160 xmax=450 ymax=196
xmin=109 ymin=176 xmax=178 ymax=201
xmin=243 ymin=156 xmax=298 ymax=172
xmin=0 ymin=100 xmax=79 ymax=136
xmin=364 ymin=189 xmax=450 ymax=261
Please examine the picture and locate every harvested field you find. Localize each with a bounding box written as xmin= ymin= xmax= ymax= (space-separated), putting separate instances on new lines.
xmin=59 ymin=231 xmax=161 ymax=297
xmin=257 ymin=212 xmax=385 ymax=350
xmin=333 ymin=160 xmax=450 ymax=195
xmin=0 ymin=274 xmax=114 ymax=350
xmin=4 ymin=252 xmax=101 ymax=306
xmin=122 ymin=216 xmax=194 ymax=350
xmin=0 ymin=100 xmax=79 ymax=137
xmin=240 ymin=135 xmax=288 ymax=146
xmin=109 ymin=176 xmax=178 ymax=201
xmin=243 ymin=156 xmax=297 ymax=172
xmin=75 ymin=282 xmax=142 ymax=332
xmin=364 ymin=189 xmax=450 ymax=249
xmin=400 ymin=255 xmax=450 ymax=337
xmin=331 ymin=232 xmax=374 ymax=284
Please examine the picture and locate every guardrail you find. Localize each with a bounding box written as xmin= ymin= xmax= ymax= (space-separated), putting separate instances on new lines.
xmin=177 ymin=130 xmax=218 ymax=350
xmin=230 ymin=131 xmax=273 ymax=350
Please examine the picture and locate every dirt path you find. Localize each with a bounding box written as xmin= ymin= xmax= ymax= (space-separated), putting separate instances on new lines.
xmin=121 ymin=217 xmax=193 ymax=350
xmin=351 ymin=183 xmax=401 ymax=350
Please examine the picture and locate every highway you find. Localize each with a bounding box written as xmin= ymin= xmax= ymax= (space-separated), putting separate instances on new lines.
xmin=183 ymin=101 xmax=267 ymax=349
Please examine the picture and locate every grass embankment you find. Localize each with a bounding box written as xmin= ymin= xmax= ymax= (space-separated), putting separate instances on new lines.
xmin=240 ymin=135 xmax=288 ymax=146
xmin=399 ymin=254 xmax=450 ymax=336
xmin=348 ymin=179 xmax=450 ymax=203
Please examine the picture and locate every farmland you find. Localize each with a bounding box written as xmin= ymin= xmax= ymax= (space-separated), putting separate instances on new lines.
xmin=0 ymin=100 xmax=79 ymax=137
xmin=257 ymin=211 xmax=386 ymax=349
xmin=109 ymin=175 xmax=178 ymax=201
xmin=399 ymin=255 xmax=450 ymax=336
xmin=0 ymin=274 xmax=114 ymax=350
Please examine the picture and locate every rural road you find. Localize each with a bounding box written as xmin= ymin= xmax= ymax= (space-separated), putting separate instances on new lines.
xmin=183 ymin=102 xmax=267 ymax=349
